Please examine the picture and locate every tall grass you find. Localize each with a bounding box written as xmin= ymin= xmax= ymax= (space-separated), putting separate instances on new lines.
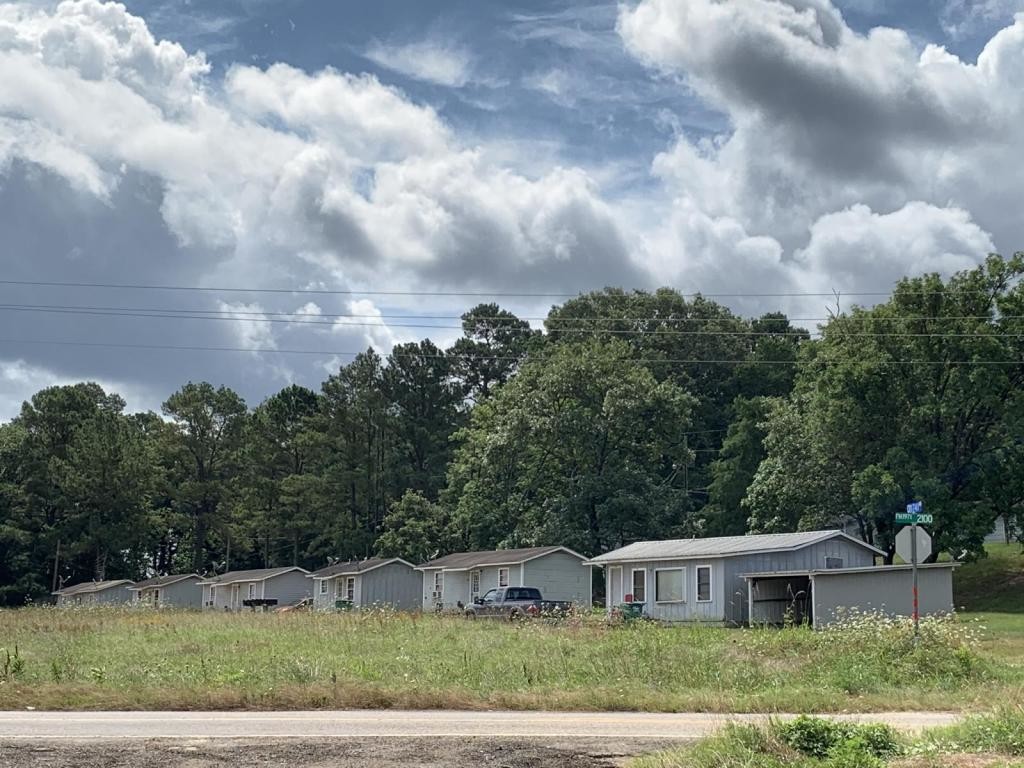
xmin=0 ymin=607 xmax=1018 ymax=711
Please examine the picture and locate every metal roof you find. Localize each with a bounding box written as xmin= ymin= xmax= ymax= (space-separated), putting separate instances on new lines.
xmin=53 ymin=579 xmax=134 ymax=596
xmin=741 ymin=562 xmax=960 ymax=579
xmin=309 ymin=558 xmax=414 ymax=578
xmin=128 ymin=574 xmax=202 ymax=590
xmin=588 ymin=531 xmax=885 ymax=564
xmin=196 ymin=567 xmax=308 ymax=585
xmin=417 ymin=546 xmax=586 ymax=571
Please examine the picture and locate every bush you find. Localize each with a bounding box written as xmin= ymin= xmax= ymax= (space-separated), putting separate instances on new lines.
xmin=823 ymin=737 xmax=884 ymax=768
xmin=921 ymin=707 xmax=1024 ymax=756
xmin=776 ymin=717 xmax=900 ymax=761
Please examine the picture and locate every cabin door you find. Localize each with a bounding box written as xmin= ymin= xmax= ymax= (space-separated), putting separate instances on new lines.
xmin=470 ymin=570 xmax=481 ymax=603
xmin=231 ymin=584 xmax=240 ymax=609
xmin=608 ymin=566 xmax=623 ymax=608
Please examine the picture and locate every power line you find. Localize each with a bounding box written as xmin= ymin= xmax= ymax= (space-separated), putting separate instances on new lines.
xmin=1 ymin=304 xmax=1023 ymax=339
xmin=0 ymin=337 xmax=1021 ymax=365
xmin=1 ymin=277 xmax=1013 ymax=299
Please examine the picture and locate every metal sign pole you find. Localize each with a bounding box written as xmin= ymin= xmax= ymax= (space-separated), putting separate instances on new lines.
xmin=911 ymin=518 xmax=920 ymax=643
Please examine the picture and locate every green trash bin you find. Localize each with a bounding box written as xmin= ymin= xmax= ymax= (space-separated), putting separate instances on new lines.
xmin=619 ymin=602 xmax=645 ymax=621
xmin=334 ymin=599 xmax=354 ymax=611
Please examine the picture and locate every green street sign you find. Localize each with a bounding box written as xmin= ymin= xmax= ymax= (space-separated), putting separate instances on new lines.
xmin=895 ymin=512 xmax=933 ymax=525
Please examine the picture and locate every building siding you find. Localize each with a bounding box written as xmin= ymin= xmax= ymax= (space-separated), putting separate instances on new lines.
xmin=57 ymin=584 xmax=134 ymax=606
xmin=721 ymin=538 xmax=877 ymax=624
xmin=135 ymin=578 xmax=203 ymax=608
xmin=204 ymin=570 xmax=310 ymax=610
xmin=522 ymin=551 xmax=590 ymax=604
xmin=812 ymin=567 xmax=955 ymax=628
xmin=360 ymin=562 xmax=421 ymax=610
xmin=603 ymin=560 xmax=727 ymax=622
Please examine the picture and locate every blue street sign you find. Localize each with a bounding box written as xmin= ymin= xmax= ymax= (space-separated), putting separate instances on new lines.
xmin=906 ymin=501 xmax=923 ymax=515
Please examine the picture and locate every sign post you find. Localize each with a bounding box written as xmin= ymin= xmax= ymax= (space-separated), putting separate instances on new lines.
xmin=897 ymin=501 xmax=929 ymax=638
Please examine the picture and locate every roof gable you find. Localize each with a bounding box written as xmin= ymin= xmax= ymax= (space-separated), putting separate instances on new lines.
xmin=197 ymin=566 xmax=308 ymax=585
xmin=588 ymin=531 xmax=884 ymax=564
xmin=129 ymin=574 xmax=201 ymax=590
xmin=417 ymin=546 xmax=586 ymax=571
xmin=310 ymin=557 xmax=415 ymax=578
xmin=54 ymin=579 xmax=134 ymax=596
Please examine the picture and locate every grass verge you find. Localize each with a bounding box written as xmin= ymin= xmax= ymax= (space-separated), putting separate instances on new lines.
xmin=0 ymin=607 xmax=1021 ymax=711
xmin=632 ymin=709 xmax=1024 ymax=768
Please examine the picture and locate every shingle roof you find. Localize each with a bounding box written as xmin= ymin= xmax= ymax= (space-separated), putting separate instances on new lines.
xmin=310 ymin=558 xmax=413 ymax=578
xmin=53 ymin=579 xmax=134 ymax=596
xmin=128 ymin=574 xmax=201 ymax=590
xmin=417 ymin=546 xmax=585 ymax=571
xmin=588 ymin=531 xmax=885 ymax=564
xmin=197 ymin=567 xmax=307 ymax=585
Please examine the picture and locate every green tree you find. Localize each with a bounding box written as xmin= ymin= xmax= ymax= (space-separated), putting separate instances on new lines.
xmin=162 ymin=382 xmax=248 ymax=573
xmin=375 ymin=490 xmax=449 ymax=564
xmin=446 ymin=339 xmax=696 ymax=555
xmin=448 ymin=303 xmax=540 ymax=402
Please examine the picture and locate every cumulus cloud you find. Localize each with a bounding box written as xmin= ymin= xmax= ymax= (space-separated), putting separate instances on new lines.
xmin=618 ymin=0 xmax=1024 ymax=300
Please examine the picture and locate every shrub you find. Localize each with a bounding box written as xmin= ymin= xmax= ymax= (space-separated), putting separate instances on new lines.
xmin=778 ymin=716 xmax=846 ymax=758
xmin=823 ymin=737 xmax=884 ymax=768
xmin=776 ymin=717 xmax=900 ymax=761
xmin=921 ymin=707 xmax=1024 ymax=756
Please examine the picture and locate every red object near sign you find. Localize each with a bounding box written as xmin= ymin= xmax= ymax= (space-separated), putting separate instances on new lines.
xmin=624 ymin=593 xmax=633 ymax=603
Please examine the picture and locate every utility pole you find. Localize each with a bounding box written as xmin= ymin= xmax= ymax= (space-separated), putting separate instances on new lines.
xmin=51 ymin=538 xmax=61 ymax=594
xmin=911 ymin=516 xmax=920 ymax=643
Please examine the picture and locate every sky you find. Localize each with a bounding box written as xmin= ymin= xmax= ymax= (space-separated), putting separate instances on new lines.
xmin=1 ymin=0 xmax=1024 ymax=418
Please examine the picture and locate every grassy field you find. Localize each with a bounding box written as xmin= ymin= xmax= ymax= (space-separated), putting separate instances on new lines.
xmin=0 ymin=606 xmax=1021 ymax=712
xmin=1 ymin=542 xmax=1020 ymax=713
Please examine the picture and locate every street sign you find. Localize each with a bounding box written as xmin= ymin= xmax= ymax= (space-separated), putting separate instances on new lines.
xmin=895 ymin=525 xmax=932 ymax=564
xmin=906 ymin=501 xmax=923 ymax=515
xmin=897 ymin=512 xmax=933 ymax=524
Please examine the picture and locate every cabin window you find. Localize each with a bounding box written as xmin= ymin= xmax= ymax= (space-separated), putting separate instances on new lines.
xmin=632 ymin=568 xmax=648 ymax=602
xmin=319 ymin=579 xmax=328 ymax=595
xmin=433 ymin=571 xmax=444 ymax=594
xmin=696 ymin=566 xmax=712 ymax=602
xmin=654 ymin=569 xmax=684 ymax=603
xmin=825 ymin=556 xmax=844 ymax=569
xmin=248 ymin=583 xmax=257 ymax=599
xmin=346 ymin=577 xmax=355 ymax=602
xmin=498 ymin=567 xmax=510 ymax=587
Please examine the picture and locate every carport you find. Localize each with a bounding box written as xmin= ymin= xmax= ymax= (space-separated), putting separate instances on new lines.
xmin=742 ymin=563 xmax=958 ymax=629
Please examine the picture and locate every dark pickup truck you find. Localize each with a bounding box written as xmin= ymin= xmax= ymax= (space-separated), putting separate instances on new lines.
xmin=463 ymin=586 xmax=572 ymax=619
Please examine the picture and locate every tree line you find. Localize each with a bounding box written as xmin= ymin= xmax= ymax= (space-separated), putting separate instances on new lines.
xmin=1 ymin=255 xmax=1022 ymax=604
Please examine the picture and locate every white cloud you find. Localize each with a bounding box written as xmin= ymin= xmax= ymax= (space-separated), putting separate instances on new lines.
xmin=364 ymin=39 xmax=475 ymax=87
xmin=941 ymin=1 xmax=1024 ymax=40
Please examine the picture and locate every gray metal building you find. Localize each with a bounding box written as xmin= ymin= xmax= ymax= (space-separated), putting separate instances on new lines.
xmin=588 ymin=531 xmax=888 ymax=625
xmin=744 ymin=563 xmax=957 ymax=628
xmin=128 ymin=574 xmax=203 ymax=608
xmin=53 ymin=579 xmax=135 ymax=606
xmin=309 ymin=558 xmax=420 ymax=611
xmin=198 ymin=567 xmax=310 ymax=610
xmin=417 ymin=546 xmax=590 ymax=611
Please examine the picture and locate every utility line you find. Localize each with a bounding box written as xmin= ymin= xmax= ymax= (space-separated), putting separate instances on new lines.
xmin=1 ymin=305 xmax=1023 ymax=339
xmin=2 ymin=278 xmax=1017 ymax=299
xmin=0 ymin=337 xmax=1021 ymax=365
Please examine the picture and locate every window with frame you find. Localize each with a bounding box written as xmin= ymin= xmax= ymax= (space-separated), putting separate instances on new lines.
xmin=696 ymin=566 xmax=712 ymax=602
xmin=433 ymin=571 xmax=444 ymax=593
xmin=631 ymin=569 xmax=647 ymax=602
xmin=825 ymin=556 xmax=844 ymax=569
xmin=319 ymin=579 xmax=328 ymax=594
xmin=498 ymin=567 xmax=510 ymax=587
xmin=470 ymin=570 xmax=480 ymax=595
xmin=248 ymin=583 xmax=257 ymax=599
xmin=655 ymin=569 xmax=684 ymax=603
xmin=345 ymin=577 xmax=355 ymax=602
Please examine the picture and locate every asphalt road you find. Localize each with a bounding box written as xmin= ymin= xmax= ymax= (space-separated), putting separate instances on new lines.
xmin=0 ymin=710 xmax=961 ymax=740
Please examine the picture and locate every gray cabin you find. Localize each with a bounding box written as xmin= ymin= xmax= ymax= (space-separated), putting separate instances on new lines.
xmin=309 ymin=558 xmax=420 ymax=611
xmin=417 ymin=546 xmax=590 ymax=611
xmin=53 ymin=579 xmax=135 ymax=606
xmin=128 ymin=574 xmax=203 ymax=608
xmin=197 ymin=567 xmax=310 ymax=610
xmin=588 ymin=531 xmax=889 ymax=625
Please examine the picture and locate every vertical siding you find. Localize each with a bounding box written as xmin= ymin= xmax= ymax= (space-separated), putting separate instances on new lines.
xmin=812 ymin=567 xmax=955 ymax=628
xmin=164 ymin=579 xmax=203 ymax=608
xmin=723 ymin=538 xmax=878 ymax=624
xmin=421 ymin=568 xmax=471 ymax=610
xmin=268 ymin=570 xmax=312 ymax=606
xmin=522 ymin=552 xmax=590 ymax=603
xmin=312 ymin=576 xmax=333 ymax=610
xmin=360 ymin=562 xmax=421 ymax=610
xmin=94 ymin=585 xmax=134 ymax=605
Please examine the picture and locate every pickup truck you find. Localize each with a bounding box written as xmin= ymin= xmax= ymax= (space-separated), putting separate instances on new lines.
xmin=463 ymin=587 xmax=572 ymax=620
